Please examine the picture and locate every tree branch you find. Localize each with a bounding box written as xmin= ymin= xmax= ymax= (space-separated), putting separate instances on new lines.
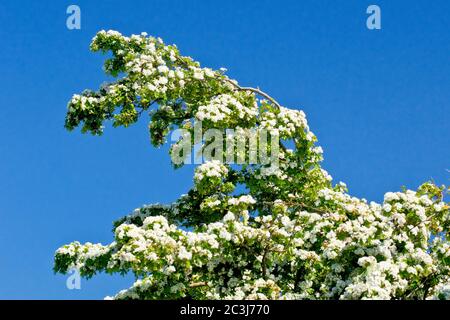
xmin=224 ymin=78 xmax=282 ymax=110
xmin=262 ymin=244 xmax=270 ymax=278
xmin=189 ymin=281 xmax=208 ymax=288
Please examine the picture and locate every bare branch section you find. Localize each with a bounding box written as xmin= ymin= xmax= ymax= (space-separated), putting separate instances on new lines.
xmin=189 ymin=281 xmax=208 ymax=288
xmin=224 ymin=78 xmax=282 ymax=109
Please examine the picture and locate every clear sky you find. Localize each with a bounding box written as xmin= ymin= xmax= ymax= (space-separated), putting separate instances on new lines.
xmin=0 ymin=0 xmax=448 ymax=299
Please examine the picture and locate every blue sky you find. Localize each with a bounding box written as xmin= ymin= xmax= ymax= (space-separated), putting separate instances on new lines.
xmin=0 ymin=0 xmax=448 ymax=299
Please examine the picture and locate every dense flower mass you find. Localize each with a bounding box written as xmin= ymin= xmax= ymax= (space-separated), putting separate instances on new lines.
xmin=55 ymin=30 xmax=450 ymax=300
xmin=195 ymin=93 xmax=258 ymax=126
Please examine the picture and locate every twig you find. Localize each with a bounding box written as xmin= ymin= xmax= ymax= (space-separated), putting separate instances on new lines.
xmin=189 ymin=281 xmax=208 ymax=288
xmin=223 ymin=78 xmax=282 ymax=110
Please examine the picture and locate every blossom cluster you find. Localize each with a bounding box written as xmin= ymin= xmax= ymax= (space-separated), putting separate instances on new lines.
xmin=195 ymin=93 xmax=258 ymax=127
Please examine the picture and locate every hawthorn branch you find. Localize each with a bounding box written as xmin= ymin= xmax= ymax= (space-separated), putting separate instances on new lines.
xmin=261 ymin=200 xmax=329 ymax=215
xmin=175 ymin=55 xmax=282 ymax=109
xmin=402 ymin=272 xmax=438 ymax=300
xmin=262 ymin=244 xmax=270 ymax=278
xmin=223 ymin=78 xmax=282 ymax=110
xmin=189 ymin=281 xmax=208 ymax=288
xmin=224 ymin=78 xmax=290 ymax=153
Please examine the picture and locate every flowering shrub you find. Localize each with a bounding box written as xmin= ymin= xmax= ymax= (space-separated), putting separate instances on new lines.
xmin=54 ymin=30 xmax=450 ymax=300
